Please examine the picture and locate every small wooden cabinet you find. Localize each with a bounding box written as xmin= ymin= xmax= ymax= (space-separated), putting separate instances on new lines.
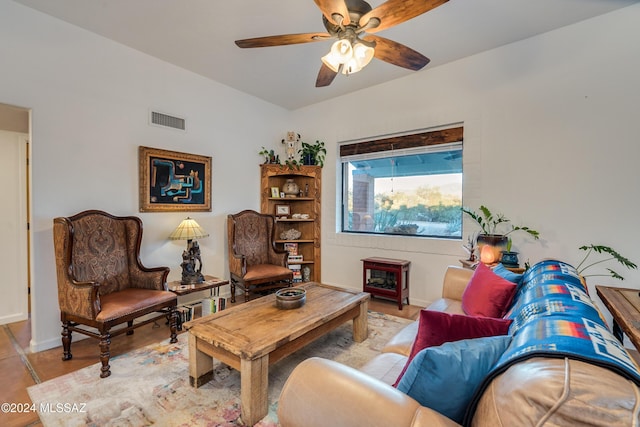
xmin=260 ymin=164 xmax=321 ymax=283
xmin=362 ymin=257 xmax=410 ymax=310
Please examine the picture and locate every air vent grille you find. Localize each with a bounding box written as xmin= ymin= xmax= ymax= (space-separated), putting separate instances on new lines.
xmin=150 ymin=111 xmax=186 ymax=131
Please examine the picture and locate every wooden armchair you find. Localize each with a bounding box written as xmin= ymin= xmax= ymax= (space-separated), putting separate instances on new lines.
xmin=53 ymin=210 xmax=178 ymax=378
xmin=227 ymin=210 xmax=293 ymax=302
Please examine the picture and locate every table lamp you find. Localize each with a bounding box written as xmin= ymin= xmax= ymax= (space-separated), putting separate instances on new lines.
xmin=169 ymin=217 xmax=209 ymax=285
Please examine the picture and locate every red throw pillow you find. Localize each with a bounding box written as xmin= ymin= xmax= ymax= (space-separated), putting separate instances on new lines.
xmin=461 ymin=262 xmax=517 ymax=318
xmin=393 ymin=310 xmax=512 ymax=386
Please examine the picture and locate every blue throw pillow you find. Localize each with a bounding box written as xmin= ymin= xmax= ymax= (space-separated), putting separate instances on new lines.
xmin=396 ymin=335 xmax=511 ymax=424
xmin=493 ymin=263 xmax=523 ymax=285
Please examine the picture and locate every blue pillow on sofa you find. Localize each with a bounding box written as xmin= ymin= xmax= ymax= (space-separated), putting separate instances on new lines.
xmin=493 ymin=263 xmax=523 ymax=285
xmin=396 ymin=335 xmax=511 ymax=424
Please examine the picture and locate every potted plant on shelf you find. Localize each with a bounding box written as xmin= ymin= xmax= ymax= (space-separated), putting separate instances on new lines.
xmin=576 ymin=244 xmax=637 ymax=281
xmin=299 ymin=140 xmax=326 ymax=167
xmin=258 ymin=147 xmax=279 ymax=164
xmin=501 ymin=238 xmax=519 ymax=268
xmin=462 ymin=205 xmax=540 ymax=265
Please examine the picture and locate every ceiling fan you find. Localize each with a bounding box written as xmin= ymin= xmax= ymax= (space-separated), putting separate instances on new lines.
xmin=235 ymin=0 xmax=449 ymax=87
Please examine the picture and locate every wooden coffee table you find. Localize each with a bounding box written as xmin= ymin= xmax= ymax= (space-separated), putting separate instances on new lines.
xmin=183 ymin=282 xmax=370 ymax=426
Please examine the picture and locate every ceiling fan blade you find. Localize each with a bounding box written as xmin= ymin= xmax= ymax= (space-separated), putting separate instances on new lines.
xmin=314 ymin=0 xmax=351 ymax=26
xmin=360 ymin=0 xmax=448 ymax=33
xmin=364 ymin=35 xmax=430 ymax=71
xmin=316 ymin=63 xmax=338 ymax=87
xmin=235 ymin=33 xmax=331 ymax=48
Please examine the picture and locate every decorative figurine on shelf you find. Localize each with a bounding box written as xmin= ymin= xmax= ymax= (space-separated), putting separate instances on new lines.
xmin=463 ymin=233 xmax=478 ymax=262
xmin=282 ymin=131 xmax=301 ymax=162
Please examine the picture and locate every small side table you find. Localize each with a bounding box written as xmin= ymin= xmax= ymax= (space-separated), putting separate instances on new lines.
xmin=362 ymin=257 xmax=410 ymax=310
xmin=169 ymin=275 xmax=229 ymax=297
xmin=596 ymin=285 xmax=640 ymax=351
xmin=169 ymin=276 xmax=229 ymax=328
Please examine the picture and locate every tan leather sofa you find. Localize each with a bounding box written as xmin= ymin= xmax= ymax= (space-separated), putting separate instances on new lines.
xmin=278 ymin=266 xmax=640 ymax=427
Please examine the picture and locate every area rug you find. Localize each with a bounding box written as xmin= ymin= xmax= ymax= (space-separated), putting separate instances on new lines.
xmin=28 ymin=311 xmax=412 ymax=427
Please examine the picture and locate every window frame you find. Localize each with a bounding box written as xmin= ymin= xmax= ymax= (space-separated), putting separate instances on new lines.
xmin=339 ymin=126 xmax=464 ymax=239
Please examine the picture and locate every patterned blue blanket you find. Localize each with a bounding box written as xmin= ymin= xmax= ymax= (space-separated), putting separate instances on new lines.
xmin=464 ymin=259 xmax=640 ymax=425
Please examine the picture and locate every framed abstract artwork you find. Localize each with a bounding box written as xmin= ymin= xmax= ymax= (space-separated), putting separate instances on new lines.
xmin=139 ymin=146 xmax=212 ymax=212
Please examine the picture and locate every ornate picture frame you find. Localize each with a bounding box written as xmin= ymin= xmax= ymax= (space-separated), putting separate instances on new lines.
xmin=275 ymin=204 xmax=290 ymax=218
xmin=139 ymin=146 xmax=212 ymax=212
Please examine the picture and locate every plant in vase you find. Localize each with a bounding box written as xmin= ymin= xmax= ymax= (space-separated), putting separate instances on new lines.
xmin=576 ymin=244 xmax=637 ymax=281
xmin=299 ymin=140 xmax=326 ymax=167
xmin=500 ymin=238 xmax=520 ymax=268
xmin=462 ymin=205 xmax=540 ymax=265
xmin=258 ymin=147 xmax=279 ymax=164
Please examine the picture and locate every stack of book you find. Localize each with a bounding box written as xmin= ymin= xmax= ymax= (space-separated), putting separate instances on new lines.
xmin=176 ymin=305 xmax=193 ymax=330
xmin=284 ymin=243 xmax=304 ymax=282
xmin=287 ymin=254 xmax=303 ymax=263
xmin=202 ymin=296 xmax=226 ymax=316
xmin=289 ymin=264 xmax=303 ymax=283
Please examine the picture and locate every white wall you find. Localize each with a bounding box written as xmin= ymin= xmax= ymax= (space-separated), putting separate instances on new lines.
xmin=0 ymin=1 xmax=290 ymax=351
xmin=2 ymin=1 xmax=639 ymax=351
xmin=291 ymin=4 xmax=640 ymax=309
xmin=0 ymin=130 xmax=29 ymax=325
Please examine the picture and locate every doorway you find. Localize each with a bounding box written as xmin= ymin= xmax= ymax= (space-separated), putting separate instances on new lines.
xmin=0 ymin=102 xmax=30 ymax=325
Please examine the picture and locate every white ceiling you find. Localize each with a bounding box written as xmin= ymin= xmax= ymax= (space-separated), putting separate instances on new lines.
xmin=14 ymin=0 xmax=638 ymax=110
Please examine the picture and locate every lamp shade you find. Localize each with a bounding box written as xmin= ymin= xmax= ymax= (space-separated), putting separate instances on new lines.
xmin=321 ymin=39 xmax=354 ymax=73
xmin=168 ymin=217 xmax=209 ymax=241
xmin=343 ymin=42 xmax=375 ymax=75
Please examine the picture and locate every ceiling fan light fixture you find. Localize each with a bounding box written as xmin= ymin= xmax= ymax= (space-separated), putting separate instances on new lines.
xmin=321 ymin=51 xmax=341 ymax=73
xmin=342 ymin=42 xmax=374 ymax=75
xmin=342 ymin=57 xmax=361 ymax=75
xmin=322 ymin=39 xmax=355 ymax=73
xmin=353 ymin=42 xmax=374 ymax=67
xmin=331 ymin=39 xmax=353 ymax=62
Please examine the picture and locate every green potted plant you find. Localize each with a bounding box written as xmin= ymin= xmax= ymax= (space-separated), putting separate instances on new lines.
xmin=576 ymin=244 xmax=637 ymax=281
xmin=299 ymin=140 xmax=326 ymax=167
xmin=501 ymin=238 xmax=519 ymax=268
xmin=258 ymin=146 xmax=279 ymax=164
xmin=462 ymin=205 xmax=540 ymax=264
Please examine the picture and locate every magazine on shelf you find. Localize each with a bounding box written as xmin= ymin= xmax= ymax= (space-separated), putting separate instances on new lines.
xmin=287 ymin=255 xmax=303 ymax=263
xmin=283 ymin=242 xmax=298 ymax=255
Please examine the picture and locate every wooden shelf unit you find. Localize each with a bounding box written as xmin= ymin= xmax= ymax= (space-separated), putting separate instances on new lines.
xmin=260 ymin=164 xmax=321 ymax=283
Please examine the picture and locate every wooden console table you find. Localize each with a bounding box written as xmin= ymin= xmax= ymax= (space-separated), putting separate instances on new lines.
xmin=595 ymin=285 xmax=640 ymax=351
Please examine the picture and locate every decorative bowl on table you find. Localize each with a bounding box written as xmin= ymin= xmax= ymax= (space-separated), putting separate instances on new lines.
xmin=275 ymin=288 xmax=306 ymax=310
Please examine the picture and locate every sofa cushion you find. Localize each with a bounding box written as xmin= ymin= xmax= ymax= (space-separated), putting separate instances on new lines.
xmin=462 ymin=262 xmax=516 ymax=318
xmin=492 ymin=263 xmax=523 ymax=285
xmin=360 ymin=352 xmax=409 ymax=385
xmin=396 ymin=335 xmax=512 ymax=424
xmin=394 ymin=310 xmax=512 ymax=385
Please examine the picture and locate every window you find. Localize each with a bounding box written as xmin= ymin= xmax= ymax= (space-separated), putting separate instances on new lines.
xmin=341 ymin=127 xmax=463 ymax=238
